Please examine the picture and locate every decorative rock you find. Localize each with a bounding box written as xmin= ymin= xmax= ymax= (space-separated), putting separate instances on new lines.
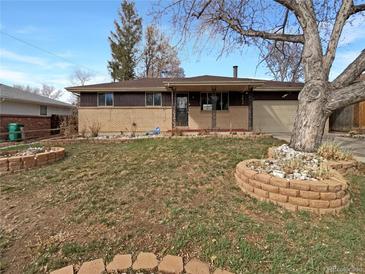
xmin=158 ymin=255 xmax=184 ymax=274
xmin=50 ymin=265 xmax=74 ymax=274
xmin=106 ymin=254 xmax=132 ymax=272
xmin=77 ymin=258 xmax=104 ymax=274
xmin=184 ymin=258 xmax=210 ymax=274
xmin=132 ymin=252 xmax=158 ymax=271
xmin=272 ymin=170 xmax=285 ymax=178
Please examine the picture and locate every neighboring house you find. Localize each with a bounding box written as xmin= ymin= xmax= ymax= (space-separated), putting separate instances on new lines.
xmin=0 ymin=84 xmax=74 ymax=140
xmin=66 ymin=67 xmax=305 ymax=135
xmin=329 ymin=74 xmax=365 ymax=133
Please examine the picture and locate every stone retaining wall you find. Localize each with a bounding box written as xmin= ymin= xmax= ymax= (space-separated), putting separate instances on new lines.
xmin=50 ymin=252 xmax=233 ymax=274
xmin=0 ymin=147 xmax=65 ymax=174
xmin=235 ymin=160 xmax=350 ymax=214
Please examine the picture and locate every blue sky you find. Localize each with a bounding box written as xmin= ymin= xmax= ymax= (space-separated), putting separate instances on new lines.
xmin=1 ymin=0 xmax=364 ymax=102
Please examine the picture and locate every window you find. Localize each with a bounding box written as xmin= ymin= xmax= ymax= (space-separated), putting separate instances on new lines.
xmin=201 ymin=92 xmax=228 ymax=111
xmin=40 ymin=105 xmax=47 ymax=115
xmin=145 ymin=92 xmax=162 ymax=106
xmin=98 ymin=92 xmax=113 ymax=106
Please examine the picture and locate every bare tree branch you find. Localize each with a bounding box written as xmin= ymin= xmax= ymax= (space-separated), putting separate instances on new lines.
xmin=350 ymin=3 xmax=365 ymax=15
xmin=327 ymin=80 xmax=365 ymax=111
xmin=193 ymin=0 xmax=212 ymax=19
xmin=332 ymin=49 xmax=365 ymax=89
xmin=219 ymin=13 xmax=304 ymax=43
xmin=323 ymin=0 xmax=353 ymax=76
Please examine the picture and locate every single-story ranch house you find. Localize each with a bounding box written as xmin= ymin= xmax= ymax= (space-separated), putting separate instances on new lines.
xmin=0 ymin=84 xmax=74 ymax=140
xmin=66 ymin=67 xmax=333 ymax=135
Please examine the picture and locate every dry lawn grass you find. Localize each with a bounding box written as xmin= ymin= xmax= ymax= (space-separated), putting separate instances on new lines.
xmin=0 ymin=137 xmax=364 ymax=273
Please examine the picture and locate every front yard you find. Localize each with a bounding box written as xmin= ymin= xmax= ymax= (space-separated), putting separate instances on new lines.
xmin=1 ymin=137 xmax=364 ymax=273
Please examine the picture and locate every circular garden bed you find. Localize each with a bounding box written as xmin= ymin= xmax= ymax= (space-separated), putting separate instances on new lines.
xmin=0 ymin=147 xmax=65 ymax=174
xmin=235 ymin=144 xmax=357 ymax=214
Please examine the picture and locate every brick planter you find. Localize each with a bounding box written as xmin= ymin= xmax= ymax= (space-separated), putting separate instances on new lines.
xmin=235 ymin=160 xmax=350 ymax=214
xmin=0 ymin=147 xmax=65 ymax=175
xmin=50 ymin=252 xmax=233 ymax=274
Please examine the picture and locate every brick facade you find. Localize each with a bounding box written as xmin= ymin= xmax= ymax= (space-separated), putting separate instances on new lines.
xmin=0 ymin=114 xmax=51 ymax=140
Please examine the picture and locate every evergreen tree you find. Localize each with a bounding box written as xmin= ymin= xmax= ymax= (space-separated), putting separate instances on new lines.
xmin=108 ymin=0 xmax=142 ymax=81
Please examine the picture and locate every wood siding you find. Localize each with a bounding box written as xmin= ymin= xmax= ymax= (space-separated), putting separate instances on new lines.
xmin=253 ymin=91 xmax=299 ymax=100
xmin=189 ymin=92 xmax=200 ymax=106
xmin=80 ymin=93 xmax=97 ymax=107
xmin=114 ymin=92 xmax=145 ymax=106
xmin=162 ymin=92 xmax=172 ymax=106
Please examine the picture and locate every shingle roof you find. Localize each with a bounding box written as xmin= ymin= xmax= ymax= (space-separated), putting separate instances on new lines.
xmin=65 ymin=75 xmax=304 ymax=92
xmin=0 ymin=84 xmax=74 ymax=108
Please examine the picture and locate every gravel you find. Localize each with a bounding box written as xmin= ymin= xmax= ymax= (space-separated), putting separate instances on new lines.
xmin=249 ymin=144 xmax=330 ymax=181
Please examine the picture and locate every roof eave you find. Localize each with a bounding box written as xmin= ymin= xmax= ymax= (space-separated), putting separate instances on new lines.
xmin=253 ymin=87 xmax=303 ymax=92
xmin=163 ymin=80 xmax=265 ymax=87
xmin=66 ymin=87 xmax=167 ymax=93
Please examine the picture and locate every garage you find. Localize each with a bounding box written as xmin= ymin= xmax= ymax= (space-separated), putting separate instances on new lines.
xmin=253 ymin=100 xmax=298 ymax=133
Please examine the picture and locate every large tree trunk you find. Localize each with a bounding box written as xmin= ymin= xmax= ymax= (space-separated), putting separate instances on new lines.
xmin=289 ymin=81 xmax=331 ymax=152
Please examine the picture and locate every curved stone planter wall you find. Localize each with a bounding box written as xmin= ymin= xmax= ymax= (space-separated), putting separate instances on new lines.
xmin=50 ymin=252 xmax=233 ymax=274
xmin=235 ymin=160 xmax=350 ymax=214
xmin=0 ymin=147 xmax=65 ymax=175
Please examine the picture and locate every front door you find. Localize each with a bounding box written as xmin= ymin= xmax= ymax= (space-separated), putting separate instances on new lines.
xmin=176 ymin=94 xmax=188 ymax=127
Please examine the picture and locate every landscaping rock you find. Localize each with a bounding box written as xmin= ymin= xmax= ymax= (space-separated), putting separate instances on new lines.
xmin=106 ymin=254 xmax=132 ymax=272
xmin=184 ymin=258 xmax=210 ymax=274
xmin=50 ymin=265 xmax=74 ymax=274
xmin=213 ymin=269 xmax=234 ymax=274
xmin=77 ymin=258 xmax=104 ymax=274
xmin=132 ymin=252 xmax=158 ymax=271
xmin=250 ymin=144 xmax=332 ymax=181
xmin=158 ymin=255 xmax=184 ymax=274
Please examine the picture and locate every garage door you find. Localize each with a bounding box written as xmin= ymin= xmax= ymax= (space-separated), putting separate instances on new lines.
xmin=253 ymin=100 xmax=298 ymax=132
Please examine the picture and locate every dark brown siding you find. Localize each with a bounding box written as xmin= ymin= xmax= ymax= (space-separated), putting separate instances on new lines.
xmin=162 ymin=92 xmax=172 ymax=106
xmin=229 ymin=92 xmax=249 ymax=106
xmin=80 ymin=92 xmax=97 ymax=107
xmin=252 ymin=91 xmax=299 ymax=100
xmin=114 ymin=92 xmax=145 ymax=106
xmin=189 ymin=92 xmax=200 ymax=106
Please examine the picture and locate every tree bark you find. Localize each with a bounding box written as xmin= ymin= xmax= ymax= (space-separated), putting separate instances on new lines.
xmin=289 ymin=81 xmax=331 ymax=152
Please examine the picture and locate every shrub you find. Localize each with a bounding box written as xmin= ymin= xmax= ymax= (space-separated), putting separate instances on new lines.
xmin=171 ymin=128 xmax=183 ymax=136
xmin=198 ymin=129 xmax=209 ymax=136
xmin=317 ymin=142 xmax=353 ymax=161
xmin=88 ymin=122 xmax=101 ymax=137
xmin=60 ymin=108 xmax=78 ymax=137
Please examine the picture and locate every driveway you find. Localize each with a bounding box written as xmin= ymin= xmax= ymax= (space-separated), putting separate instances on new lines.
xmin=273 ymin=133 xmax=365 ymax=162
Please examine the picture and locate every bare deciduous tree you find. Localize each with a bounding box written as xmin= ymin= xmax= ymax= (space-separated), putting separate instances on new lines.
xmin=70 ymin=69 xmax=94 ymax=86
xmin=141 ymin=25 xmax=185 ymax=78
xmin=156 ymin=0 xmax=365 ymax=151
xmin=260 ymin=41 xmax=303 ymax=82
xmin=15 ymin=84 xmax=63 ymax=100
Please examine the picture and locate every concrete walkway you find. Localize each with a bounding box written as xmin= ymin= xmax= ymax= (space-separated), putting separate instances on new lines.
xmin=272 ymin=133 xmax=365 ymax=163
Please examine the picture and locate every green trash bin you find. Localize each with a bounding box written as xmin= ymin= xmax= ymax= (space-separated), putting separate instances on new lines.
xmin=8 ymin=123 xmax=23 ymax=141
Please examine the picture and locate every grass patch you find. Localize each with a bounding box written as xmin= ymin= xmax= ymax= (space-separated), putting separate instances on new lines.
xmin=1 ymin=137 xmax=364 ymax=274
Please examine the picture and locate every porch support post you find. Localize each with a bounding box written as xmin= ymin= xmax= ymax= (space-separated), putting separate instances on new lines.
xmin=211 ymin=87 xmax=217 ymax=130
xmin=171 ymin=87 xmax=176 ymax=130
xmin=248 ymin=87 xmax=254 ymax=131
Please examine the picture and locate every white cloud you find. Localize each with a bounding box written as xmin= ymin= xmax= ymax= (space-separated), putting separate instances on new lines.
xmin=329 ymin=49 xmax=361 ymax=80
xmin=339 ymin=16 xmax=365 ymax=47
xmin=0 ymin=48 xmax=73 ymax=69
xmin=0 ymin=48 xmax=47 ymax=66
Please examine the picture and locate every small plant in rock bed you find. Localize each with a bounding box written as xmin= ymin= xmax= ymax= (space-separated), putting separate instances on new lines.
xmin=317 ymin=142 xmax=353 ymax=161
xmin=88 ymin=122 xmax=101 ymax=137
